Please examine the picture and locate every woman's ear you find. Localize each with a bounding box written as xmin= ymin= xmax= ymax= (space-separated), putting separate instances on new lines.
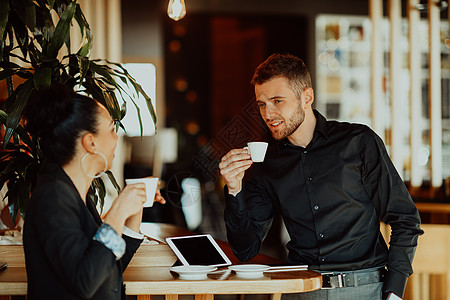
xmin=81 ymin=132 xmax=96 ymax=153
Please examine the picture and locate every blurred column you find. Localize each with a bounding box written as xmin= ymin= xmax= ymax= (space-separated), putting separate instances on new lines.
xmin=93 ymin=0 xmax=106 ymax=59
xmin=370 ymin=0 xmax=385 ymax=141
xmin=408 ymin=0 xmax=423 ymax=187
xmin=428 ymin=0 xmax=443 ymax=188
xmin=388 ymin=0 xmax=403 ymax=174
xmin=78 ymin=0 xmax=121 ymax=60
xmin=106 ymin=0 xmax=122 ymax=61
xmin=69 ymin=20 xmax=82 ymax=54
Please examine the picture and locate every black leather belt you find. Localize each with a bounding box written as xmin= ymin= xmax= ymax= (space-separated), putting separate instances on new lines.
xmin=321 ymin=268 xmax=385 ymax=289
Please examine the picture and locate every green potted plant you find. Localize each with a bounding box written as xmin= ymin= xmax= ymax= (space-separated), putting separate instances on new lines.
xmin=0 ymin=0 xmax=156 ymax=225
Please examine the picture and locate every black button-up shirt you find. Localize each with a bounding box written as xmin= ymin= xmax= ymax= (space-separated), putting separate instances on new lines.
xmin=224 ymin=110 xmax=423 ymax=297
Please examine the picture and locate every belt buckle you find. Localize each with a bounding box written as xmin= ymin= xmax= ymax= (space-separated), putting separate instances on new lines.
xmin=321 ymin=272 xmax=345 ymax=289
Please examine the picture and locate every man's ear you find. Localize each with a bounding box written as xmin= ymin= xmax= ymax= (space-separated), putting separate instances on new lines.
xmin=81 ymin=132 xmax=96 ymax=153
xmin=303 ymin=88 xmax=314 ymax=108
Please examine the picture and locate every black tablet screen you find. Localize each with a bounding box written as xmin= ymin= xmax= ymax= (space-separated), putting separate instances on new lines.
xmin=171 ymin=236 xmax=228 ymax=265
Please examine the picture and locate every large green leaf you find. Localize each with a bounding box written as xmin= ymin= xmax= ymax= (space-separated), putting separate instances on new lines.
xmin=102 ymin=86 xmax=124 ymax=123
xmin=40 ymin=11 xmax=55 ymax=52
xmin=0 ymin=164 xmax=13 ymax=191
xmin=71 ymin=54 xmax=90 ymax=84
xmin=0 ymin=0 xmax=9 ymax=40
xmin=3 ymin=79 xmax=34 ymax=150
xmin=33 ymin=66 xmax=52 ymax=88
xmin=47 ymin=0 xmax=55 ymax=10
xmin=2 ymin=152 xmax=34 ymax=180
xmin=105 ymin=170 xmax=121 ymax=195
xmin=9 ymin=11 xmax=29 ymax=59
xmin=47 ymin=1 xmax=76 ymax=58
xmin=76 ymin=29 xmax=92 ymax=57
xmin=97 ymin=61 xmax=157 ymax=129
xmin=0 ymin=68 xmax=18 ymax=81
xmin=7 ymin=173 xmax=31 ymax=224
xmin=89 ymin=177 xmax=106 ymax=213
xmin=0 ymin=60 xmax=21 ymax=69
xmin=0 ymin=144 xmax=32 ymax=158
xmin=89 ymin=61 xmax=120 ymax=88
xmin=3 ymin=151 xmax=37 ymax=224
xmin=2 ymin=162 xmax=38 ymax=223
xmin=13 ymin=0 xmax=36 ymax=30
xmin=108 ymin=61 xmax=157 ymax=125
xmin=82 ymin=79 xmax=104 ymax=103
xmin=93 ymin=78 xmax=122 ymax=121
xmin=0 ymin=110 xmax=34 ymax=149
xmin=73 ymin=3 xmax=92 ymax=57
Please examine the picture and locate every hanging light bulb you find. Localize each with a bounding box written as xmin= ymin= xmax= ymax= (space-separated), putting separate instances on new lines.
xmin=167 ymin=0 xmax=186 ymax=21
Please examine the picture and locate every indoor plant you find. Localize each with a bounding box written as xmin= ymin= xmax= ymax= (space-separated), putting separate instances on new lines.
xmin=0 ymin=0 xmax=156 ymax=224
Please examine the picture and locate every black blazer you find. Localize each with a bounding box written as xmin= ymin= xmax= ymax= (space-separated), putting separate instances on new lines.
xmin=23 ymin=164 xmax=142 ymax=300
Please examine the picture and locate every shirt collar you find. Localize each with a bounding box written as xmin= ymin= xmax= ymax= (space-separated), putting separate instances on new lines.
xmin=313 ymin=109 xmax=329 ymax=140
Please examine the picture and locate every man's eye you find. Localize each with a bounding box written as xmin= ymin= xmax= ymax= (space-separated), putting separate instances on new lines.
xmin=257 ymin=103 xmax=265 ymax=108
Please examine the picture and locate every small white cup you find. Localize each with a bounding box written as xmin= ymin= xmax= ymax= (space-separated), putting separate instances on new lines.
xmin=244 ymin=142 xmax=268 ymax=162
xmin=125 ymin=177 xmax=159 ymax=207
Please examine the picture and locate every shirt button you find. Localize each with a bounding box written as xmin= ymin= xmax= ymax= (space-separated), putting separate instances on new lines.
xmin=307 ymin=177 xmax=313 ymax=181
xmin=303 ymin=150 xmax=308 ymax=154
xmin=314 ymin=205 xmax=319 ymax=211
xmin=319 ymin=233 xmax=324 ymax=238
xmin=320 ymin=257 xmax=326 ymax=262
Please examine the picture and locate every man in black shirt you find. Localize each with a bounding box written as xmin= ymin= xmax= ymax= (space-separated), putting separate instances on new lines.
xmin=219 ymin=54 xmax=423 ymax=300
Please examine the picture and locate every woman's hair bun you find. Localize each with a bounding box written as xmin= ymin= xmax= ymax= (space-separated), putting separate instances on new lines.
xmin=24 ymin=83 xmax=75 ymax=139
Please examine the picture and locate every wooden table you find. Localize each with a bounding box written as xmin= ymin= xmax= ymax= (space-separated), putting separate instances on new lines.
xmin=124 ymin=266 xmax=321 ymax=300
xmin=0 ymin=223 xmax=322 ymax=300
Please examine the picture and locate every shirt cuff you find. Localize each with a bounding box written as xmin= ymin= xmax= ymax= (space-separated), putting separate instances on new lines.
xmin=93 ymin=223 xmax=126 ymax=260
xmin=123 ymin=225 xmax=144 ymax=240
xmin=383 ymin=268 xmax=408 ymax=299
xmin=224 ymin=186 xmax=247 ymax=214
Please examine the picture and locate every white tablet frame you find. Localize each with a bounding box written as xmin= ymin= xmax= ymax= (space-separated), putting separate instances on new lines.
xmin=166 ymin=234 xmax=232 ymax=267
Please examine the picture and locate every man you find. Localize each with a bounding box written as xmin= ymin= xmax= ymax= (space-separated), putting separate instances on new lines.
xmin=219 ymin=53 xmax=423 ymax=300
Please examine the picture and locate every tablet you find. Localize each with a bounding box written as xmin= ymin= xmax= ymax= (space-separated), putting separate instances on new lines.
xmin=166 ymin=234 xmax=232 ymax=267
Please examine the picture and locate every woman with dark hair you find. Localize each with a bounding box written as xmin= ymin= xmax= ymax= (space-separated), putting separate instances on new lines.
xmin=22 ymin=84 xmax=165 ymax=299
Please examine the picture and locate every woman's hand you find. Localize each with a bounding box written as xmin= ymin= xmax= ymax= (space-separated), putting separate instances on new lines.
xmin=115 ymin=183 xmax=147 ymax=216
xmin=125 ymin=180 xmax=165 ymax=232
xmin=103 ymin=183 xmax=146 ymax=235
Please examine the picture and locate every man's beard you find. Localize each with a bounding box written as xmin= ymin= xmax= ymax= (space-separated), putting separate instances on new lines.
xmin=269 ymin=101 xmax=305 ymax=141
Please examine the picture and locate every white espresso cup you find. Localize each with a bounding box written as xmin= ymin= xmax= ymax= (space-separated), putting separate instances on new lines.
xmin=244 ymin=142 xmax=268 ymax=162
xmin=125 ymin=177 xmax=159 ymax=207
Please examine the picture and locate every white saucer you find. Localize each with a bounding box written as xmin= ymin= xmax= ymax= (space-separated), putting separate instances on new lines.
xmin=170 ymin=265 xmax=218 ymax=280
xmin=229 ymin=264 xmax=270 ymax=278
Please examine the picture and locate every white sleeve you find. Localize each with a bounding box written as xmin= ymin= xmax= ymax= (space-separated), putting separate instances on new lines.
xmin=122 ymin=225 xmax=144 ymax=240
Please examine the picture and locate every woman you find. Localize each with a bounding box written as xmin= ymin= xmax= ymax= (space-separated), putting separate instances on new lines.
xmin=22 ymin=84 xmax=165 ymax=299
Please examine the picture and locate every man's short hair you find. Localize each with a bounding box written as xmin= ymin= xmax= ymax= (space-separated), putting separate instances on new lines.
xmin=251 ymin=53 xmax=312 ymax=98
